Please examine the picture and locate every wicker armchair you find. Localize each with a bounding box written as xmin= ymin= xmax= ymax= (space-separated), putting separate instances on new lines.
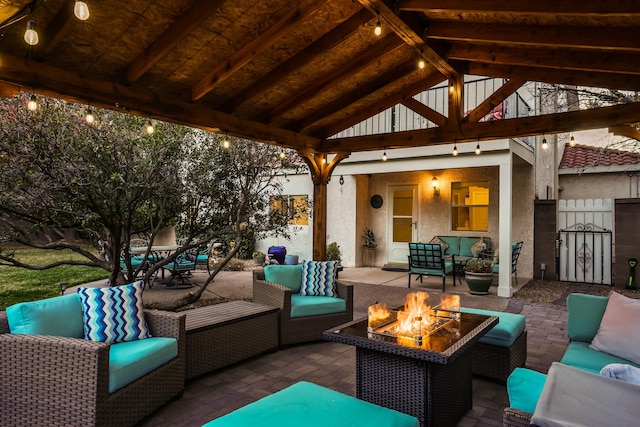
xmin=253 ymin=269 xmax=353 ymax=347
xmin=0 ymin=309 xmax=186 ymax=427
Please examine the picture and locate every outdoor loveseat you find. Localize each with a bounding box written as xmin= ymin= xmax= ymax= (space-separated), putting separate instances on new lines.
xmin=504 ymin=291 xmax=640 ymax=426
xmin=0 ymin=282 xmax=186 ymax=427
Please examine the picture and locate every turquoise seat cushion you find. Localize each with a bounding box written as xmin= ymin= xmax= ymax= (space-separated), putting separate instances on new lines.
xmin=109 ymin=337 xmax=178 ymax=393
xmin=566 ymin=293 xmax=608 ymax=342
xmin=264 ymin=264 xmax=303 ymax=293
xmin=410 ymin=260 xmax=454 ymax=276
xmin=460 ymin=308 xmax=525 ymax=347
xmin=290 ymin=295 xmax=346 ymax=318
xmin=560 ymin=341 xmax=640 ymax=374
xmin=439 ymin=236 xmax=459 ymax=256
xmin=202 ymin=381 xmax=420 ymax=427
xmin=460 ymin=237 xmax=481 ymax=257
xmin=507 ymin=367 xmax=547 ymax=414
xmin=6 ymin=293 xmax=84 ymax=338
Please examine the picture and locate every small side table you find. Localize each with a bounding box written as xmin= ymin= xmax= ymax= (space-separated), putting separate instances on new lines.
xmin=361 ymin=245 xmax=376 ymax=267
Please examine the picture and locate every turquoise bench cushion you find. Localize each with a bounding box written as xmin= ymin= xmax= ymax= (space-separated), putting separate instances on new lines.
xmin=460 ymin=307 xmax=525 ymax=347
xmin=202 ymin=381 xmax=419 ymax=427
xmin=507 ymin=367 xmax=547 ymax=414
xmin=290 ymin=295 xmax=346 ymax=318
xmin=6 ymin=294 xmax=84 ymax=338
xmin=560 ymin=341 xmax=640 ymax=375
xmin=264 ymin=264 xmax=303 ymax=293
xmin=109 ymin=337 xmax=178 ymax=393
xmin=566 ymin=293 xmax=608 ymax=342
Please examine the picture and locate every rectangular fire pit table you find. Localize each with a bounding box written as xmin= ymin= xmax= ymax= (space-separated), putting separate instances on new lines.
xmin=323 ymin=311 xmax=497 ymax=427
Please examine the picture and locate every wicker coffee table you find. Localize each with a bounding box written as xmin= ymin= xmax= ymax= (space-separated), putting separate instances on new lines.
xmin=323 ymin=312 xmax=497 ymax=427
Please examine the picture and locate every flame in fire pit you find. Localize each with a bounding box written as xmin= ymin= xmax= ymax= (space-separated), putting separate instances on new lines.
xmin=437 ymin=294 xmax=460 ymax=312
xmin=396 ymin=291 xmax=432 ymax=337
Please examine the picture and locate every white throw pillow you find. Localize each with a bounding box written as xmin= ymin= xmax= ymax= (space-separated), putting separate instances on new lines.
xmin=589 ymin=291 xmax=640 ymax=365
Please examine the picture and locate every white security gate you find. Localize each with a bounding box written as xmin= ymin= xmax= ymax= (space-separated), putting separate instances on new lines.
xmin=558 ymin=199 xmax=613 ymax=285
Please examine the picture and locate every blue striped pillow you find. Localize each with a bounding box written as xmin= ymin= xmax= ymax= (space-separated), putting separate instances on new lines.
xmin=77 ymin=281 xmax=150 ymax=344
xmin=300 ymin=260 xmax=338 ymax=297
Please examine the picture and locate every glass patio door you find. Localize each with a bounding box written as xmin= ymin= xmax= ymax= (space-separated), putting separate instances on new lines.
xmin=387 ymin=185 xmax=418 ymax=264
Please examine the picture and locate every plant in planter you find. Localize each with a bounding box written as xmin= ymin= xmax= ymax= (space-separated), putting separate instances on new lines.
xmin=463 ymin=258 xmax=495 ymax=295
xmin=252 ymin=251 xmax=265 ymax=266
xmin=362 ymin=228 xmax=377 ymax=248
xmin=326 ymin=242 xmax=342 ymax=265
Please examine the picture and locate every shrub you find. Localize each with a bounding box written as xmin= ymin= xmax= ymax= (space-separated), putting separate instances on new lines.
xmin=463 ymin=258 xmax=494 ymax=273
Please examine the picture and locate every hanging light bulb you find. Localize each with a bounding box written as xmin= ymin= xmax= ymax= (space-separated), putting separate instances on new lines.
xmin=145 ymin=121 xmax=155 ymax=134
xmin=374 ymin=15 xmax=382 ymax=36
xmin=452 ymin=141 xmax=458 ymax=156
xmin=222 ymin=136 xmax=230 ymax=148
xmin=570 ymin=134 xmax=576 ymax=147
xmin=24 ymin=20 xmax=39 ymax=46
xmin=27 ymin=94 xmax=38 ymax=111
xmin=475 ymin=141 xmax=481 ymax=155
xmin=542 ymin=135 xmax=548 ymax=150
xmin=279 ymin=151 xmax=286 ymax=159
xmin=74 ymin=1 xmax=90 ymax=21
xmin=85 ymin=108 xmax=95 ymax=124
xmin=418 ymin=58 xmax=425 ymax=69
xmin=382 ymin=150 xmax=387 ymax=161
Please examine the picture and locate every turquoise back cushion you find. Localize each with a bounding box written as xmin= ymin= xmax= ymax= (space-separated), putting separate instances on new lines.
xmin=439 ymin=236 xmax=459 ymax=255
xmin=566 ymin=293 xmax=608 ymax=342
xmin=264 ymin=264 xmax=303 ymax=292
xmin=6 ymin=293 xmax=84 ymax=338
xmin=507 ymin=367 xmax=547 ymax=414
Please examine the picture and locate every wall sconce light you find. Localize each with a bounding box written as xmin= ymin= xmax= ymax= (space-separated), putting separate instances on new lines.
xmin=432 ymin=176 xmax=440 ymax=195
xmin=339 ymin=175 xmax=344 ymax=186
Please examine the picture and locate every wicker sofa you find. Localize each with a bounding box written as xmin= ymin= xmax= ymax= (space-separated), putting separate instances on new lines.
xmin=0 ymin=297 xmax=186 ymax=427
xmin=253 ymin=264 xmax=353 ymax=347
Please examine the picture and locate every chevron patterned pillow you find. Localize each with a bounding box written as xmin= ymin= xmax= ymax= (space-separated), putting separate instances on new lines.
xmin=300 ymin=260 xmax=338 ymax=297
xmin=77 ymin=280 xmax=150 ymax=344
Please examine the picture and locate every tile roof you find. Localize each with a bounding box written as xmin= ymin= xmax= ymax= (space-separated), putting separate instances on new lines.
xmin=560 ymin=144 xmax=640 ymax=169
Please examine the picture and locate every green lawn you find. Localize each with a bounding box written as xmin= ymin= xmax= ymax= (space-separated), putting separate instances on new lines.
xmin=0 ymin=244 xmax=109 ymax=310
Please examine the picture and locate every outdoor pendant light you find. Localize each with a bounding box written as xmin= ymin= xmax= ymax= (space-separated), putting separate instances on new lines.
xmin=27 ymin=94 xmax=38 ymax=111
xmin=382 ymin=149 xmax=387 ymax=161
xmin=452 ymin=141 xmax=458 ymax=156
xmin=374 ymin=14 xmax=382 ymax=36
xmin=570 ymin=134 xmax=576 ymax=147
xmin=74 ymin=1 xmax=90 ymax=21
xmin=542 ymin=135 xmax=548 ymax=150
xmin=475 ymin=140 xmax=481 ymax=155
xmin=24 ymin=20 xmax=39 ymax=46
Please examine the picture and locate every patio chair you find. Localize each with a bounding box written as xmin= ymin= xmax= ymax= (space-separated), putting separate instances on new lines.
xmin=493 ymin=241 xmax=523 ymax=286
xmin=407 ymin=243 xmax=456 ymax=292
xmin=163 ymin=246 xmax=198 ymax=287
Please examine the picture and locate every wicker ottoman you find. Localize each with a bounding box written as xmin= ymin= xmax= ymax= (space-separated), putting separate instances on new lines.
xmin=184 ymin=301 xmax=279 ymax=380
xmin=460 ymin=307 xmax=527 ymax=382
xmin=202 ymin=381 xmax=419 ymax=427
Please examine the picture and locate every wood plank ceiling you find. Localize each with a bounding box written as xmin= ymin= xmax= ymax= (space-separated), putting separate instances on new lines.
xmin=1 ymin=0 xmax=640 ymax=155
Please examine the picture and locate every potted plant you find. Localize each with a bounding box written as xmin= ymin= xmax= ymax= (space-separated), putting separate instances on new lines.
xmin=326 ymin=242 xmax=342 ymax=265
xmin=252 ymin=251 xmax=265 ymax=266
xmin=362 ymin=227 xmax=377 ymax=248
xmin=463 ymin=258 xmax=495 ymax=295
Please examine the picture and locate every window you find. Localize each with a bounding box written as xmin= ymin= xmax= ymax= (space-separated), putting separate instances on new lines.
xmin=451 ymin=182 xmax=489 ymax=232
xmin=270 ymin=195 xmax=309 ymax=225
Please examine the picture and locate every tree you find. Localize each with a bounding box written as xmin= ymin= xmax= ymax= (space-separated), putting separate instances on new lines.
xmin=0 ymin=93 xmax=305 ymax=308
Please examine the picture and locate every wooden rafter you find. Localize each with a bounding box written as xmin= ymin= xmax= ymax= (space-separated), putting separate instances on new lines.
xmin=227 ymin=7 xmax=372 ymax=113
xmin=465 ymin=79 xmax=525 ymax=123
xmin=41 ymin=0 xmax=74 ymax=56
xmin=327 ymin=102 xmax=640 ymax=152
xmin=397 ymin=0 xmax=640 ymax=14
xmin=125 ymin=0 xmax=225 ymax=84
xmin=191 ymin=0 xmax=325 ymax=101
xmin=427 ymin=22 xmax=640 ymax=52
xmin=609 ymin=125 xmax=640 ymax=142
xmin=264 ymin=34 xmax=405 ymax=122
xmin=400 ymin=97 xmax=446 ymax=127
xmin=449 ymin=44 xmax=640 ymax=76
xmin=356 ymin=0 xmax=455 ymax=78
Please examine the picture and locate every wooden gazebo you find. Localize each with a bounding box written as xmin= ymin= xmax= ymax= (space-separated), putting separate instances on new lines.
xmin=1 ymin=0 xmax=639 ymax=259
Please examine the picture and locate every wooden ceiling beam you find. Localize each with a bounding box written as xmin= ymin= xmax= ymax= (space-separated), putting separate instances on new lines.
xmin=0 ymin=53 xmax=321 ymax=150
xmin=609 ymin=125 xmax=640 ymax=142
xmin=321 ymin=73 xmax=448 ymax=141
xmin=356 ymin=0 xmax=455 ymax=78
xmin=427 ymin=22 xmax=640 ymax=52
xmin=449 ymin=43 xmax=640 ymax=76
xmin=400 ymin=97 xmax=446 ymax=127
xmin=125 ymin=0 xmax=225 ymax=84
xmin=228 ymin=8 xmax=372 ymax=113
xmin=398 ymin=0 xmax=640 ymax=15
xmin=264 ymin=34 xmax=405 ymax=122
xmin=327 ymin=102 xmax=640 ymax=152
xmin=192 ymin=0 xmax=325 ymax=101
xmin=297 ymin=61 xmax=418 ymax=131
xmin=465 ymin=78 xmax=525 ymax=123
xmin=469 ymin=63 xmax=640 ymax=92
xmin=41 ymin=0 xmax=75 ymax=56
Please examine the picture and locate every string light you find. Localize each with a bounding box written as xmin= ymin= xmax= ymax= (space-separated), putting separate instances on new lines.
xmin=27 ymin=94 xmax=38 ymax=111
xmin=145 ymin=121 xmax=155 ymax=134
xmin=279 ymin=151 xmax=286 ymax=159
xmin=24 ymin=20 xmax=39 ymax=46
xmin=418 ymin=58 xmax=425 ymax=69
xmin=374 ymin=14 xmax=382 ymax=36
xmin=541 ymin=135 xmax=548 ymax=150
xmin=570 ymin=134 xmax=576 ymax=147
xmin=452 ymin=141 xmax=458 ymax=156
xmin=475 ymin=140 xmax=481 ymax=155
xmin=74 ymin=1 xmax=90 ymax=20
xmin=222 ymin=135 xmax=230 ymax=148
xmin=382 ymin=149 xmax=387 ymax=161
xmin=85 ymin=108 xmax=94 ymax=124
